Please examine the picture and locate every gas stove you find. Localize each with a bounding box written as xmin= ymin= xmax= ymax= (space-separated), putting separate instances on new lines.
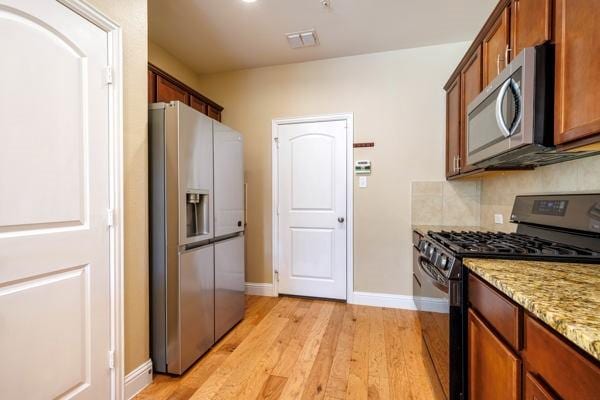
xmin=429 ymin=230 xmax=600 ymax=260
xmin=412 ymin=193 xmax=600 ymax=400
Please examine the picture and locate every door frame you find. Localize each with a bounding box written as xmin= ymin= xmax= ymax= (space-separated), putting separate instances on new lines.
xmin=57 ymin=1 xmax=125 ymax=398
xmin=271 ymin=113 xmax=354 ymax=302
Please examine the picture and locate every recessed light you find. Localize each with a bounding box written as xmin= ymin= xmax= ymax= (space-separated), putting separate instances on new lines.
xmin=241 ymin=0 xmax=257 ymax=3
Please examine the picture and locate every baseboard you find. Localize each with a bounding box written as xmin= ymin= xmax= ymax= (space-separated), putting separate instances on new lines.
xmin=351 ymin=291 xmax=448 ymax=313
xmin=245 ymin=282 xmax=276 ymax=297
xmin=124 ymin=359 xmax=153 ymax=400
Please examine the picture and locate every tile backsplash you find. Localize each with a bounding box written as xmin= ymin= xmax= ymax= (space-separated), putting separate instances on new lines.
xmin=480 ymin=155 xmax=600 ymax=232
xmin=411 ymin=154 xmax=600 ymax=231
xmin=412 ymin=180 xmax=481 ymax=226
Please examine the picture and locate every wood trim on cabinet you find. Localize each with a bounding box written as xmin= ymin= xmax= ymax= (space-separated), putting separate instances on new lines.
xmin=469 ymin=273 xmax=522 ymax=351
xmin=148 ymin=63 xmax=223 ymax=112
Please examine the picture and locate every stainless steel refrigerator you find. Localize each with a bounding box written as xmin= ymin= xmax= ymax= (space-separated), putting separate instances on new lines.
xmin=149 ymin=101 xmax=245 ymax=375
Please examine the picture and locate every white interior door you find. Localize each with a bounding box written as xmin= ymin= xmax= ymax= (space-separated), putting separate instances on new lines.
xmin=277 ymin=119 xmax=347 ymax=300
xmin=0 ymin=1 xmax=111 ymax=398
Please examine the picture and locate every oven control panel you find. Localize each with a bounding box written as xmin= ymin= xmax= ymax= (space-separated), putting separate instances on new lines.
xmin=418 ymin=238 xmax=459 ymax=279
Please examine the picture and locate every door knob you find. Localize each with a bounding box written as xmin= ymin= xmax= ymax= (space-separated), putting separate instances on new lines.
xmin=338 ymin=217 xmax=345 ymax=223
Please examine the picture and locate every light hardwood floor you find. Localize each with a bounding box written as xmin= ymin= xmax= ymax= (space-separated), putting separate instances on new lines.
xmin=135 ymin=295 xmax=446 ymax=400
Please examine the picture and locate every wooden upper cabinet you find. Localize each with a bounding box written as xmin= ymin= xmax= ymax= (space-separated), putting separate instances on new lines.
xmin=148 ymin=70 xmax=156 ymax=103
xmin=190 ymin=96 xmax=208 ymax=115
xmin=460 ymin=46 xmax=482 ymax=173
xmin=207 ymin=105 xmax=221 ymax=122
xmin=511 ymin=0 xmax=552 ymax=57
xmin=554 ymin=0 xmax=600 ymax=145
xmin=156 ymin=75 xmax=189 ymax=105
xmin=446 ymin=76 xmax=461 ymax=177
xmin=483 ymin=7 xmax=510 ymax=86
xmin=469 ymin=309 xmax=521 ymax=400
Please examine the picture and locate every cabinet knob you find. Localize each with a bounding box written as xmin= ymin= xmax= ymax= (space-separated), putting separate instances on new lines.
xmin=338 ymin=217 xmax=345 ymax=223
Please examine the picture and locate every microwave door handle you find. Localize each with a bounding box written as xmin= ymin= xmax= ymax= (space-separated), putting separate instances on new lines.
xmin=509 ymin=79 xmax=523 ymax=137
xmin=495 ymin=79 xmax=513 ymax=138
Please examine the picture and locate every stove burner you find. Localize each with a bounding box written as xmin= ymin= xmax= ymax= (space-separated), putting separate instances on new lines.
xmin=428 ymin=231 xmax=600 ymax=261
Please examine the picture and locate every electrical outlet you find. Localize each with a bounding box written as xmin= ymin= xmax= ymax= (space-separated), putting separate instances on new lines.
xmin=359 ymin=176 xmax=367 ymax=188
xmin=494 ymin=214 xmax=504 ymax=224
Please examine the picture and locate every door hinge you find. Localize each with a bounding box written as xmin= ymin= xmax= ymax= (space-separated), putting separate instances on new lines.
xmin=274 ymin=270 xmax=280 ymax=282
xmin=108 ymin=350 xmax=115 ymax=370
xmin=104 ymin=66 xmax=113 ymax=85
xmin=107 ymin=208 xmax=115 ymax=227
xmin=274 ymin=137 xmax=279 ymax=148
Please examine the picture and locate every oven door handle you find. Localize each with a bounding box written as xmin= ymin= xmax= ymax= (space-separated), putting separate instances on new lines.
xmin=418 ymin=257 xmax=449 ymax=294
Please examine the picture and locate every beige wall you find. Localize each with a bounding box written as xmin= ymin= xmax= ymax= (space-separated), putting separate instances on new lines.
xmin=149 ymin=41 xmax=207 ymax=94
xmin=480 ymin=156 xmax=600 ymax=231
xmin=86 ymin=0 xmax=148 ymax=374
xmin=194 ymin=42 xmax=470 ymax=295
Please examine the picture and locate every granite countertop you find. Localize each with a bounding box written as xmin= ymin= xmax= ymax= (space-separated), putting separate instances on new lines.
xmin=464 ymin=258 xmax=600 ymax=362
xmin=412 ymin=225 xmax=491 ymax=236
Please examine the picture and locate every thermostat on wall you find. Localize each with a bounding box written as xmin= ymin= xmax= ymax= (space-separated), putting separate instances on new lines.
xmin=354 ymin=160 xmax=371 ymax=175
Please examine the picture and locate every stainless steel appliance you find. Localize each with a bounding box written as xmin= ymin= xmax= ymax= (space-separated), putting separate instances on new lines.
xmin=149 ymin=101 xmax=245 ymax=375
xmin=415 ymin=193 xmax=600 ymax=400
xmin=466 ymin=44 xmax=598 ymax=168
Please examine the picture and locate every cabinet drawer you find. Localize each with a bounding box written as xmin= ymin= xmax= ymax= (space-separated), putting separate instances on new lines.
xmin=524 ymin=372 xmax=557 ymax=400
xmin=468 ymin=273 xmax=521 ymax=350
xmin=524 ymin=314 xmax=600 ymax=400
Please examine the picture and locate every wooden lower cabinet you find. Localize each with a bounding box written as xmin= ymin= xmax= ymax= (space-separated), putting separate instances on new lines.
xmin=468 ymin=273 xmax=600 ymax=400
xmin=469 ymin=309 xmax=521 ymax=400
xmin=524 ymin=373 xmax=557 ymax=400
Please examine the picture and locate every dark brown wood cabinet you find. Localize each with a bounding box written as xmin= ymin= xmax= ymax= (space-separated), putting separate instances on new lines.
xmin=524 ymin=373 xmax=557 ymax=400
xmin=468 ymin=273 xmax=600 ymax=400
xmin=468 ymin=309 xmax=521 ymax=400
xmin=459 ymin=46 xmax=483 ymax=173
xmin=190 ymin=96 xmax=208 ymax=114
xmin=483 ymin=7 xmax=511 ymax=86
xmin=511 ymin=0 xmax=552 ymax=56
xmin=553 ymin=0 xmax=600 ymax=145
xmin=446 ymin=76 xmax=461 ymax=177
xmin=156 ymin=75 xmax=189 ymax=105
xmin=148 ymin=63 xmax=223 ymax=122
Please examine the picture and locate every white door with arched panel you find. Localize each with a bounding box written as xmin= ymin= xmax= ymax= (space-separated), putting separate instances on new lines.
xmin=277 ymin=119 xmax=347 ymax=300
xmin=0 ymin=1 xmax=111 ymax=398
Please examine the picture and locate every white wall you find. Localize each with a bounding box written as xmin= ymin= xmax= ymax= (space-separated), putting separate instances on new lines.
xmin=196 ymin=42 xmax=470 ymax=296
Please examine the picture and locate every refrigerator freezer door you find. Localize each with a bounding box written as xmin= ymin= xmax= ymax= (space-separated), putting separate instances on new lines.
xmin=169 ymin=244 xmax=215 ymax=374
xmin=214 ymin=235 xmax=245 ymax=341
xmin=213 ymin=121 xmax=244 ymax=237
xmin=175 ymin=102 xmax=214 ymax=244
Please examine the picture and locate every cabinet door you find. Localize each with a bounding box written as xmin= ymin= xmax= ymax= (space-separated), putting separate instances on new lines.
xmin=511 ymin=0 xmax=551 ymax=57
xmin=148 ymin=70 xmax=156 ymax=103
xmin=468 ymin=310 xmax=520 ymax=400
xmin=460 ymin=46 xmax=482 ymax=173
xmin=190 ymin=96 xmax=208 ymax=115
xmin=524 ymin=373 xmax=557 ymax=400
xmin=483 ymin=7 xmax=510 ymax=86
xmin=156 ymin=75 xmax=189 ymax=105
xmin=446 ymin=76 xmax=461 ymax=177
xmin=554 ymin=0 xmax=600 ymax=144
xmin=208 ymin=104 xmax=221 ymax=122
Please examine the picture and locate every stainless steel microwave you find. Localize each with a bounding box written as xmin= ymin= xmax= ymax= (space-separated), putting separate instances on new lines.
xmin=466 ymin=44 xmax=597 ymax=168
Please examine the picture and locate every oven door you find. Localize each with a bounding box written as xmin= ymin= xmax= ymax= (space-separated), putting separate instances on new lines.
xmin=467 ymin=47 xmax=537 ymax=166
xmin=415 ymin=255 xmax=451 ymax=398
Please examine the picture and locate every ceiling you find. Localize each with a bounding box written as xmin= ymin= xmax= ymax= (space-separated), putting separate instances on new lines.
xmin=149 ymin=0 xmax=497 ymax=75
